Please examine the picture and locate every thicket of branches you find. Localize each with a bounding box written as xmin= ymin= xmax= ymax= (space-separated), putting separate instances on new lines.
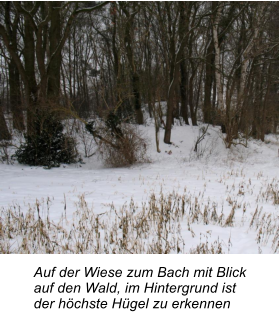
xmin=0 ymin=1 xmax=278 ymax=153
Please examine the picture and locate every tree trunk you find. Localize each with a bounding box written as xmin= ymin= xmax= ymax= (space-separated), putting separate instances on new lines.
xmin=164 ymin=95 xmax=175 ymax=144
xmin=178 ymin=2 xmax=190 ymax=125
xmin=238 ymin=4 xmax=265 ymax=110
xmin=173 ymin=88 xmax=180 ymax=122
xmin=132 ymin=73 xmax=143 ymax=125
xmin=4 ymin=2 xmax=24 ymax=131
xmin=164 ymin=2 xmax=180 ymax=143
xmin=212 ymin=4 xmax=224 ymax=109
xmin=180 ymin=57 xmax=189 ymax=125
xmin=260 ymin=64 xmax=271 ymax=141
xmin=188 ymin=65 xmax=197 ymax=126
xmin=0 ymin=103 xmax=11 ymax=140
xmin=9 ymin=61 xmax=24 ymax=131
xmin=152 ymin=100 xmax=161 ymax=153
xmin=204 ymin=40 xmax=214 ymax=123
xmin=121 ymin=3 xmax=144 ymax=125
xmin=47 ymin=1 xmax=62 ymax=100
xmin=23 ymin=11 xmax=38 ymax=135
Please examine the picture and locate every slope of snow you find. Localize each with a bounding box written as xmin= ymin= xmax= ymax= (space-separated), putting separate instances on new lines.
xmin=0 ymin=122 xmax=279 ymax=253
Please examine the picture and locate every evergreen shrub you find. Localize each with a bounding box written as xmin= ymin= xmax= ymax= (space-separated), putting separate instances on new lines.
xmin=14 ymin=110 xmax=79 ymax=168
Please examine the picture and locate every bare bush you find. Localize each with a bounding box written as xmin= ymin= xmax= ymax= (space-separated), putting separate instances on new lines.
xmin=70 ymin=120 xmax=97 ymax=158
xmin=0 ymin=141 xmax=13 ymax=164
xmin=188 ymin=127 xmax=218 ymax=163
xmin=100 ymin=126 xmax=148 ymax=167
xmin=194 ymin=124 xmax=209 ymax=153
xmin=88 ymin=121 xmax=149 ymax=167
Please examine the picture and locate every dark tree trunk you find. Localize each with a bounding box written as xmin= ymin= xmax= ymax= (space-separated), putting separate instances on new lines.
xmin=0 ymin=103 xmax=11 ymax=140
xmin=4 ymin=2 xmax=24 ymax=131
xmin=111 ymin=5 xmax=123 ymax=118
xmin=204 ymin=40 xmax=214 ymax=124
xmin=23 ymin=11 xmax=38 ymax=135
xmin=9 ymin=61 xmax=24 ymax=131
xmin=121 ymin=3 xmax=144 ymax=125
xmin=178 ymin=2 xmax=190 ymax=125
xmin=47 ymin=1 xmax=62 ymax=100
xmin=180 ymin=57 xmax=189 ymax=125
xmin=189 ymin=59 xmax=197 ymax=126
xmin=188 ymin=74 xmax=197 ymax=126
xmin=133 ymin=73 xmax=144 ymax=124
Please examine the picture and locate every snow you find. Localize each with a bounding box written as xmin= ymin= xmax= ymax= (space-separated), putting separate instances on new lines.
xmin=1 ymin=121 xmax=279 ymax=253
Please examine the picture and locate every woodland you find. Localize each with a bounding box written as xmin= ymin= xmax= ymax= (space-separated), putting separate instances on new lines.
xmin=0 ymin=2 xmax=278 ymax=157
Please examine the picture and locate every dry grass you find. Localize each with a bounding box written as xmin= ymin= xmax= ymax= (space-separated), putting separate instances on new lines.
xmin=0 ymin=190 xmax=228 ymax=254
xmin=1 ymin=182 xmax=278 ymax=254
xmin=189 ymin=235 xmax=224 ymax=254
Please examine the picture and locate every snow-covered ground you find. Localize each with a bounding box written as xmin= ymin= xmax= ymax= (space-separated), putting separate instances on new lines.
xmin=1 ymin=121 xmax=279 ymax=253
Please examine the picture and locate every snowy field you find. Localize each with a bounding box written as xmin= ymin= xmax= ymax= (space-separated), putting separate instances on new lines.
xmin=1 ymin=121 xmax=279 ymax=253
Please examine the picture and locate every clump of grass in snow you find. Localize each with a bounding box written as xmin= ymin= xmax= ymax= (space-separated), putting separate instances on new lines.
xmin=190 ymin=234 xmax=224 ymax=254
xmin=249 ymin=205 xmax=279 ymax=248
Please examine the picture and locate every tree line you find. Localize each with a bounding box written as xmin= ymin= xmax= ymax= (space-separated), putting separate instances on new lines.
xmin=0 ymin=1 xmax=278 ymax=148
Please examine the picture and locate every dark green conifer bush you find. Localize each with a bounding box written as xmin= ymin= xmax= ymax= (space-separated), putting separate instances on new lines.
xmin=14 ymin=110 xmax=79 ymax=169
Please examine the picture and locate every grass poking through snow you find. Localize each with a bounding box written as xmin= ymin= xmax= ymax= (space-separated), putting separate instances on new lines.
xmin=1 ymin=186 xmax=278 ymax=254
